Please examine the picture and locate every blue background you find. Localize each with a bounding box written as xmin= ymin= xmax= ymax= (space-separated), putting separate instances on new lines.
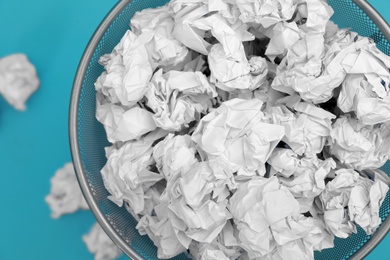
xmin=0 ymin=0 xmax=388 ymax=259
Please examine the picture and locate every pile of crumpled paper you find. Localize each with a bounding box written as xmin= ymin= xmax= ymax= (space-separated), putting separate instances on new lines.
xmin=89 ymin=0 xmax=390 ymax=259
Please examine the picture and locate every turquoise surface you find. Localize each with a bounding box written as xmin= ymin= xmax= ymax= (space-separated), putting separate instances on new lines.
xmin=0 ymin=0 xmax=388 ymax=259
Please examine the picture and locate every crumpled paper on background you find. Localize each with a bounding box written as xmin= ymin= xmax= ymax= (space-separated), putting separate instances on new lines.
xmin=83 ymin=222 xmax=123 ymax=260
xmin=46 ymin=164 xmax=122 ymax=260
xmin=0 ymin=53 xmax=39 ymax=110
xmin=45 ymin=163 xmax=89 ymax=219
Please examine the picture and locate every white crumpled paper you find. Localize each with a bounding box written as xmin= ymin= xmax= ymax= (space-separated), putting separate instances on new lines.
xmin=208 ymin=43 xmax=269 ymax=93
xmin=45 ymin=163 xmax=89 ymax=219
xmin=268 ymin=148 xmax=336 ymax=212
xmin=229 ymin=176 xmax=333 ymax=259
xmin=338 ymin=41 xmax=390 ymax=125
xmin=244 ymin=0 xmax=333 ymax=61
xmin=317 ymin=168 xmax=389 ymax=237
xmin=138 ymin=142 xmax=236 ymax=257
xmin=271 ymin=33 xmax=335 ymax=103
xmin=153 ymin=133 xmax=199 ymax=202
xmin=154 ymin=139 xmax=232 ymax=248
xmin=192 ymin=98 xmax=285 ymax=178
xmin=95 ymin=30 xmax=153 ymax=107
xmin=188 ymin=221 xmax=241 ymax=260
xmin=130 ymin=5 xmax=191 ymax=72
xmin=101 ymin=129 xmax=167 ymax=214
xmin=170 ymin=0 xmax=263 ymax=94
xmin=137 ymin=202 xmax=187 ymax=259
xmin=267 ymin=99 xmax=335 ymax=156
xmin=92 ymin=0 xmax=390 ymax=259
xmin=272 ymin=28 xmax=381 ymax=104
xmin=153 ymin=134 xmax=199 ymax=181
xmin=46 ymin=164 xmax=122 ymax=260
xmin=146 ymin=69 xmax=217 ymax=131
xmin=234 ymin=0 xmax=297 ymax=26
xmin=168 ymin=197 xmax=231 ymax=245
xmin=327 ymin=115 xmax=390 ymax=170
xmin=83 ymin=222 xmax=123 ymax=260
xmin=0 ymin=54 xmax=39 ymax=110
xmin=179 ymin=161 xmax=236 ymax=208
xmin=96 ymin=93 xmax=157 ymax=143
xmin=170 ymin=0 xmax=253 ymax=55
xmin=259 ymin=216 xmax=334 ymax=260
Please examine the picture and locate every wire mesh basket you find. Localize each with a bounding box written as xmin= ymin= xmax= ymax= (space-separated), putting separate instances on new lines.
xmin=69 ymin=0 xmax=390 ymax=259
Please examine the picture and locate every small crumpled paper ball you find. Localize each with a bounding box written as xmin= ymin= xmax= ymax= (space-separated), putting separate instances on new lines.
xmin=0 ymin=53 xmax=39 ymax=110
xmin=45 ymin=163 xmax=89 ymax=219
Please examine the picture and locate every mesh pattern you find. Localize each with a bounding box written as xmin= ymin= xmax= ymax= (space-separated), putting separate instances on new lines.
xmin=75 ymin=0 xmax=390 ymax=259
